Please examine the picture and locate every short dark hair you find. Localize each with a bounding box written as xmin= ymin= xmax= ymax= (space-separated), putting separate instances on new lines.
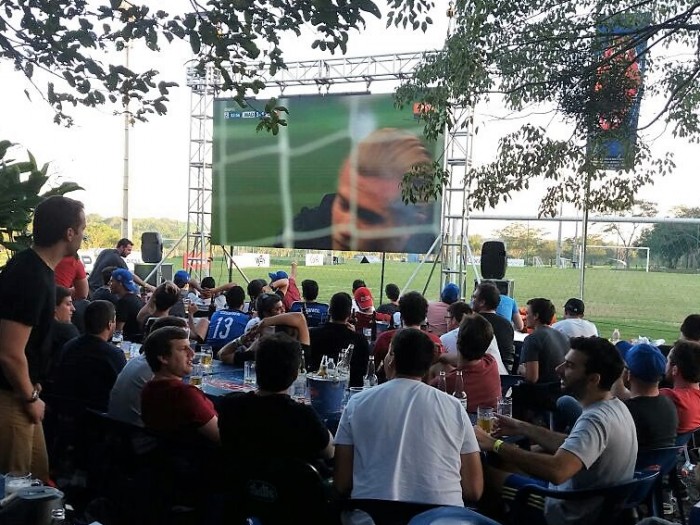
xmin=457 ymin=314 xmax=494 ymax=361
xmin=569 ymin=336 xmax=623 ymax=391
xmin=150 ymin=316 xmax=187 ymax=332
xmin=447 ymin=301 xmax=472 ymax=324
xmin=301 ymin=279 xmax=319 ymax=301
xmin=329 ymin=292 xmax=352 ymax=321
xmin=255 ymin=333 xmax=301 ymax=391
xmin=144 ymin=326 xmax=189 ymax=372
xmin=527 ymin=298 xmax=556 ymax=325
xmin=257 ymin=293 xmax=283 ymax=319
xmin=102 ymin=265 xmax=117 ymax=285
xmin=225 ymin=286 xmax=246 ymax=309
xmin=154 ymin=284 xmax=179 ymax=311
xmin=201 ymin=277 xmax=216 ymax=289
xmin=681 ymin=314 xmax=700 ymax=342
xmin=85 ymin=300 xmax=116 ymax=335
xmin=398 ymin=291 xmax=428 ymax=326
xmin=385 ymin=283 xmax=400 ymax=301
xmin=670 ymin=340 xmax=700 ymax=383
xmin=117 ymin=238 xmax=133 ymax=248
xmin=476 ymin=282 xmax=501 ymax=310
xmin=391 ymin=328 xmax=434 ymax=377
xmin=352 ymin=279 xmax=366 ymax=292
xmin=33 ymin=196 xmax=84 ymax=248
xmin=55 ymin=286 xmax=72 ymax=307
xmin=247 ymin=279 xmax=266 ymax=299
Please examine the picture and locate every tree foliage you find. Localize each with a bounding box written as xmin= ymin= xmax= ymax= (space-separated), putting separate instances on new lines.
xmin=637 ymin=207 xmax=700 ymax=269
xmin=395 ymin=0 xmax=697 ymax=215
xmin=0 ymin=0 xmax=434 ymax=127
xmin=601 ymin=199 xmax=657 ymax=263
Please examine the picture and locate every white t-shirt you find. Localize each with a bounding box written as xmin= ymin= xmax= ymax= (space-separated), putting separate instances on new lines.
xmin=440 ymin=329 xmax=508 ymax=375
xmin=335 ymin=378 xmax=479 ymax=506
xmin=551 ymin=318 xmax=598 ymax=338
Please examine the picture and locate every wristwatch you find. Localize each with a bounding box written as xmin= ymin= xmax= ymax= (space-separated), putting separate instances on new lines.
xmin=25 ymin=387 xmax=40 ymax=404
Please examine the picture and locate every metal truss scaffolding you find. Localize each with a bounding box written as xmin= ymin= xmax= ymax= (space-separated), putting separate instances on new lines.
xmin=185 ymin=51 xmax=474 ymax=288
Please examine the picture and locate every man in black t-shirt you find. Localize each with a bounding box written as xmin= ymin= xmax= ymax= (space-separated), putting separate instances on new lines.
xmin=309 ymin=292 xmax=370 ymax=387
xmin=0 ymin=196 xmax=86 ymax=481
xmin=376 ymin=283 xmax=400 ymax=317
xmin=219 ymin=333 xmax=333 ymax=467
xmin=520 ymin=298 xmax=568 ymax=383
xmin=473 ymin=282 xmax=515 ymax=370
xmin=110 ymin=268 xmax=145 ymax=343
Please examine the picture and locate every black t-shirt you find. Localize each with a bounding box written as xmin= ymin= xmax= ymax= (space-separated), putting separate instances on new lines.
xmin=480 ymin=311 xmax=515 ymax=367
xmin=92 ymin=286 xmax=119 ymax=305
xmin=376 ymin=303 xmax=399 ymax=317
xmin=309 ymin=323 xmax=370 ymax=388
xmin=0 ymin=249 xmax=56 ymax=389
xmin=625 ymin=395 xmax=679 ymax=449
xmin=520 ymin=326 xmax=568 ymax=383
xmin=51 ymin=334 xmax=127 ymax=411
xmin=218 ymin=392 xmax=330 ymax=464
xmin=116 ymin=293 xmax=145 ymax=343
xmin=88 ymin=249 xmax=127 ymax=292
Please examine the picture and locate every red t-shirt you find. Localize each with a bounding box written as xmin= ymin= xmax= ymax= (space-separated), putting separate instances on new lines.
xmin=141 ymin=378 xmax=217 ymax=436
xmin=430 ymin=355 xmax=501 ymax=413
xmin=54 ymin=256 xmax=86 ymax=288
xmin=660 ymin=387 xmax=700 ymax=434
xmin=373 ymin=328 xmax=445 ymax=367
xmin=282 ymin=277 xmax=302 ymax=312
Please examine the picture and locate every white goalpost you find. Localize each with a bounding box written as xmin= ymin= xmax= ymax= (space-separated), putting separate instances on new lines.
xmin=586 ymin=245 xmax=650 ymax=272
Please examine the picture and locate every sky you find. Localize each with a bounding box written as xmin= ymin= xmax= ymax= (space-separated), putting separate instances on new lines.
xmin=0 ymin=0 xmax=697 ymax=243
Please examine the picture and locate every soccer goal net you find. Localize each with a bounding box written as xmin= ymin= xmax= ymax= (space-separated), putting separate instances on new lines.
xmin=585 ymin=245 xmax=650 ymax=272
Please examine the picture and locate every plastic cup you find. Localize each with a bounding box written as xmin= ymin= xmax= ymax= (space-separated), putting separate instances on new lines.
xmin=244 ymin=361 xmax=257 ymax=386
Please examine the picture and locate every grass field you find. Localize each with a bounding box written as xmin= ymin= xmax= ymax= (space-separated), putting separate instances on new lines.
xmin=170 ymin=257 xmax=699 ymax=344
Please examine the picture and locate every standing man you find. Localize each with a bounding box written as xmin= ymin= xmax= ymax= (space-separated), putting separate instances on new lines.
xmin=551 ymin=298 xmax=599 ymax=338
xmin=0 ymin=196 xmax=85 ymax=481
xmin=88 ymin=238 xmax=153 ymax=294
xmin=520 ymin=298 xmax=568 ymax=383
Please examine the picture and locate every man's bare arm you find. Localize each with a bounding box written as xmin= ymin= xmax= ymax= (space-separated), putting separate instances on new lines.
xmin=333 ymin=444 xmax=354 ymax=497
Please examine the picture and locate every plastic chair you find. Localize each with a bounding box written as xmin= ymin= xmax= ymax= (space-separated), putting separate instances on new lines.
xmin=348 ymin=500 xmax=440 ymax=525
xmin=232 ymin=457 xmax=336 ymax=525
xmin=507 ymin=470 xmax=659 ymax=525
xmin=408 ymin=506 xmax=503 ymax=524
xmin=636 ymin=446 xmax=685 ymax=518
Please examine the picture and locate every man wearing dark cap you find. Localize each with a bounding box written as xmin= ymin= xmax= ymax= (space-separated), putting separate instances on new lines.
xmin=551 ymin=298 xmax=598 ymax=338
xmin=613 ymin=342 xmax=678 ymax=449
xmin=426 ymin=283 xmax=460 ymax=336
xmin=110 ymin=268 xmax=144 ymax=343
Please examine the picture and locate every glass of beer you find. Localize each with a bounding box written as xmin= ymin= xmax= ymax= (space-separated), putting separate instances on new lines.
xmin=477 ymin=406 xmax=495 ymax=434
xmin=200 ymin=344 xmax=213 ymax=370
xmin=189 ymin=364 xmax=204 ymax=389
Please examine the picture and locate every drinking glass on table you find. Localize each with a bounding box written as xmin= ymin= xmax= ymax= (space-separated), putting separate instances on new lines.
xmin=477 ymin=406 xmax=495 ymax=434
xmin=200 ymin=344 xmax=213 ymax=370
xmin=244 ymin=361 xmax=257 ymax=386
xmin=189 ymin=364 xmax=204 ymax=389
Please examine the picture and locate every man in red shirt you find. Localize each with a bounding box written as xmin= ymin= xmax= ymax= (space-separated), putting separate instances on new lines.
xmin=141 ymin=326 xmax=219 ymax=443
xmin=269 ymin=262 xmax=301 ymax=312
xmin=661 ymin=340 xmax=700 ymax=434
xmin=54 ymin=255 xmax=88 ymax=300
xmin=373 ymin=291 xmax=444 ymax=372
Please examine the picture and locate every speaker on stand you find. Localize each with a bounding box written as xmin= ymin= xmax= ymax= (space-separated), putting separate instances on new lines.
xmin=481 ymin=241 xmax=507 ymax=279
xmin=141 ymin=232 xmax=163 ymax=285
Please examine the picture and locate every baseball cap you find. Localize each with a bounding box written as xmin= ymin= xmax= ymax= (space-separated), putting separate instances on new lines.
xmin=268 ymin=270 xmax=289 ymax=283
xmin=173 ymin=270 xmax=190 ymax=288
xmin=564 ymin=298 xmax=585 ymax=315
xmin=441 ymin=283 xmax=460 ymax=304
xmin=111 ymin=268 xmax=139 ymax=293
xmin=619 ymin=342 xmax=666 ymax=383
xmin=354 ymin=287 xmax=374 ymax=310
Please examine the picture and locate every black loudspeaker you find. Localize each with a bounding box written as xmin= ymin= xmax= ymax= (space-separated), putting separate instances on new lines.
xmin=141 ymin=232 xmax=163 ymax=263
xmin=474 ymin=279 xmax=514 ymax=297
xmin=481 ymin=241 xmax=507 ymax=279
xmin=134 ymin=263 xmax=173 ymax=287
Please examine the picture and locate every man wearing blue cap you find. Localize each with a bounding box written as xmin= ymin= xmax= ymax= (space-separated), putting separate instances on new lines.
xmin=269 ymin=261 xmax=301 ymax=312
xmin=426 ymin=283 xmax=460 ymax=336
xmin=110 ymin=268 xmax=145 ymax=343
xmin=614 ymin=342 xmax=678 ymax=449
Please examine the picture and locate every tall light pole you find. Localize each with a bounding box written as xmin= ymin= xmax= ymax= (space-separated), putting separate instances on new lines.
xmin=120 ymin=1 xmax=134 ymax=240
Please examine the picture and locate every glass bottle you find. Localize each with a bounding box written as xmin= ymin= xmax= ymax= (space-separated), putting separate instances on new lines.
xmin=326 ymin=358 xmax=337 ymax=378
xmin=317 ymin=355 xmax=328 ymax=378
xmin=452 ymin=370 xmax=468 ymax=411
xmin=293 ymin=353 xmax=307 ymax=398
xmin=611 ymin=328 xmax=621 ymax=344
xmin=337 ymin=344 xmax=353 ymax=378
xmin=437 ymin=370 xmax=447 ymax=392
xmin=363 ymin=359 xmax=378 ymax=388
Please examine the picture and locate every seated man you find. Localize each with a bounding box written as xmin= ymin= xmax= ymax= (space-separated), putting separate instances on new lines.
xmin=612 ymin=343 xmax=678 ymax=449
xmin=269 ymin=262 xmax=301 ymax=312
xmin=218 ymin=333 xmax=333 ymax=466
xmin=431 ymin=314 xmax=501 ymax=413
xmin=109 ymin=316 xmax=187 ymax=427
xmin=496 ymin=292 xmax=524 ymax=332
xmin=334 ymin=328 xmax=483 ymax=509
xmin=551 ymin=298 xmax=598 ymax=338
xmin=376 ymin=283 xmax=400 ymax=317
xmin=136 ymin=281 xmax=180 ymax=335
xmin=474 ymin=336 xmax=637 ymax=525
xmin=289 ymin=279 xmax=329 ymax=328
xmin=92 ymin=265 xmax=119 ymax=304
xmin=681 ymin=314 xmax=700 ymax=342
xmin=51 ymin=300 xmax=126 ymax=411
xmin=352 ymin=286 xmax=392 ymax=334
xmin=519 ymin=298 xmax=568 ymax=383
xmin=110 ymin=268 xmax=145 ymax=343
xmin=141 ymin=326 xmax=219 ymax=443
xmin=660 ymin=340 xmax=700 ymax=434
xmin=309 ymin=292 xmax=370 ymax=387
xmin=426 ymin=283 xmax=460 ymax=336
xmin=205 ymin=286 xmax=251 ymax=353
xmin=472 ymin=282 xmax=515 ymax=370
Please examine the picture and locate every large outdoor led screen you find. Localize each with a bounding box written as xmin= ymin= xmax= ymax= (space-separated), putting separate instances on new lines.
xmin=211 ymin=93 xmax=444 ymax=253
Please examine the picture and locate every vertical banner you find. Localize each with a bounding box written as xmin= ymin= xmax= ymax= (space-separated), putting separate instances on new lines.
xmin=587 ymin=17 xmax=649 ymax=170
